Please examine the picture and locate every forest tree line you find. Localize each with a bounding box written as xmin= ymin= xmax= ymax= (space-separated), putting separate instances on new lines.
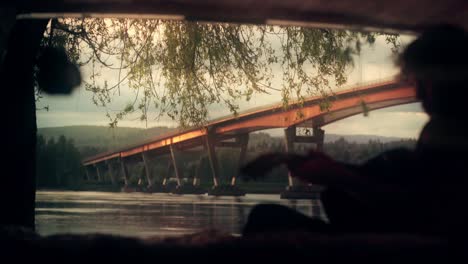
xmin=36 ymin=134 xmax=83 ymax=189
xmin=36 ymin=131 xmax=416 ymax=191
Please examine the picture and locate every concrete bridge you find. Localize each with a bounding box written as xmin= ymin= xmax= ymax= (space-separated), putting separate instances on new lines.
xmin=82 ymin=79 xmax=417 ymax=196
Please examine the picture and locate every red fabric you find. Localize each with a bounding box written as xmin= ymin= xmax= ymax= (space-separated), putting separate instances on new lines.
xmin=289 ymin=151 xmax=355 ymax=186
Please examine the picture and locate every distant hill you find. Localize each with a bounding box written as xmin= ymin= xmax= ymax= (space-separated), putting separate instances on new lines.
xmin=38 ymin=126 xmax=413 ymax=155
xmin=324 ymin=134 xmax=413 ymax=144
xmin=251 ymin=131 xmax=411 ymax=144
xmin=38 ymin=125 xmax=175 ymax=150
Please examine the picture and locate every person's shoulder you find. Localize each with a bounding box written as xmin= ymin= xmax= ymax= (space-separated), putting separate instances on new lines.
xmin=367 ymin=148 xmax=415 ymax=165
xmin=359 ymin=148 xmax=416 ymax=181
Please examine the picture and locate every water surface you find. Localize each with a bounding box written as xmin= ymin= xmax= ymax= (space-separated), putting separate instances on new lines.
xmin=36 ymin=191 xmax=325 ymax=238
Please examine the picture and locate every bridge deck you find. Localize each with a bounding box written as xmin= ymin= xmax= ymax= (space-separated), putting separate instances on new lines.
xmin=83 ymin=80 xmax=416 ymax=166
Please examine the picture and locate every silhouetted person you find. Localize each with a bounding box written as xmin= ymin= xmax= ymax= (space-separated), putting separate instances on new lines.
xmin=242 ymin=24 xmax=468 ymax=237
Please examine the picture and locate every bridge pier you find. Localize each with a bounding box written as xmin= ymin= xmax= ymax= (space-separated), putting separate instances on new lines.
xmin=284 ymin=125 xmax=298 ymax=188
xmin=119 ymin=157 xmax=130 ymax=188
xmin=205 ymin=130 xmax=220 ymax=188
xmin=193 ymin=159 xmax=201 ymax=186
xmin=142 ymin=152 xmax=153 ymax=190
xmin=169 ymin=145 xmax=182 ymax=187
xmin=94 ymin=164 xmax=102 ymax=182
xmin=206 ymin=133 xmax=247 ymax=196
xmin=231 ymin=134 xmax=249 ymax=186
xmin=186 ymin=160 xmax=200 ymax=186
xmin=105 ymin=160 xmax=117 ymax=185
xmin=313 ymin=127 xmax=325 ymax=152
xmin=156 ymin=160 xmax=176 ymax=193
xmin=162 ymin=161 xmax=171 ymax=187
xmin=168 ymin=148 xmax=207 ymax=195
xmin=281 ymin=125 xmax=324 ymax=199
xmin=84 ymin=166 xmax=92 ymax=181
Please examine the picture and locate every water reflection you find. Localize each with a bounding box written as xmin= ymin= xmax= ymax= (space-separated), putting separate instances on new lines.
xmin=36 ymin=191 xmax=325 ymax=238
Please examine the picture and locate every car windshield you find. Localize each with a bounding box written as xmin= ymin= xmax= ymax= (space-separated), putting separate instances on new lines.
xmin=33 ymin=16 xmax=425 ymax=238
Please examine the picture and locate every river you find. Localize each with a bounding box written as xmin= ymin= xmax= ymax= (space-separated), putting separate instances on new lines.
xmin=35 ymin=191 xmax=326 ymax=238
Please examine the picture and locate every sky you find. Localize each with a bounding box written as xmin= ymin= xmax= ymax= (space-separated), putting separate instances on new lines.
xmin=36 ymin=27 xmax=428 ymax=139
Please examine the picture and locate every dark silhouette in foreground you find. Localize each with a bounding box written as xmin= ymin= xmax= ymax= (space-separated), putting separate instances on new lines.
xmin=241 ymin=24 xmax=468 ymax=238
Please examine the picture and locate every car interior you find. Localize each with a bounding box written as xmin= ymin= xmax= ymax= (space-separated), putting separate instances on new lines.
xmin=1 ymin=1 xmax=467 ymax=263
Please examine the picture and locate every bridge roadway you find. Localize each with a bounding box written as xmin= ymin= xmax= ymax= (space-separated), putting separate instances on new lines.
xmin=82 ymin=79 xmax=417 ymax=196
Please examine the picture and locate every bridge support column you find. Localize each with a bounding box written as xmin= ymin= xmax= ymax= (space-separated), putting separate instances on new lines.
xmin=184 ymin=161 xmax=197 ymax=187
xmin=284 ymin=125 xmax=325 ymax=187
xmin=231 ymin=134 xmax=249 ymax=186
xmin=281 ymin=125 xmax=325 ymax=199
xmin=106 ymin=160 xmax=116 ymax=185
xmin=193 ymin=170 xmax=199 ymax=186
xmin=169 ymin=145 xmax=182 ymax=187
xmin=120 ymin=158 xmax=130 ymax=186
xmin=313 ymin=127 xmax=325 ymax=152
xmin=94 ymin=164 xmax=102 ymax=182
xmin=284 ymin=125 xmax=297 ymax=188
xmin=193 ymin=156 xmax=205 ymax=187
xmin=142 ymin=152 xmax=153 ymax=189
xmin=84 ymin=166 xmax=91 ymax=181
xmin=192 ymin=161 xmax=198 ymax=186
xmin=204 ymin=131 xmax=220 ymax=187
xmin=162 ymin=161 xmax=172 ymax=186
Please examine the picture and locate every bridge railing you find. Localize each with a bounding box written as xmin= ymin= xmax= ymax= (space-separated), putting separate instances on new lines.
xmin=209 ymin=76 xmax=399 ymax=123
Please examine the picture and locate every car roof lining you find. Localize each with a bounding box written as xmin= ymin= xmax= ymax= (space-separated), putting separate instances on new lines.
xmin=3 ymin=0 xmax=467 ymax=33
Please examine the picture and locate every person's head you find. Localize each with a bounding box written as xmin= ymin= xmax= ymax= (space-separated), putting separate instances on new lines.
xmin=398 ymin=24 xmax=468 ymax=118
